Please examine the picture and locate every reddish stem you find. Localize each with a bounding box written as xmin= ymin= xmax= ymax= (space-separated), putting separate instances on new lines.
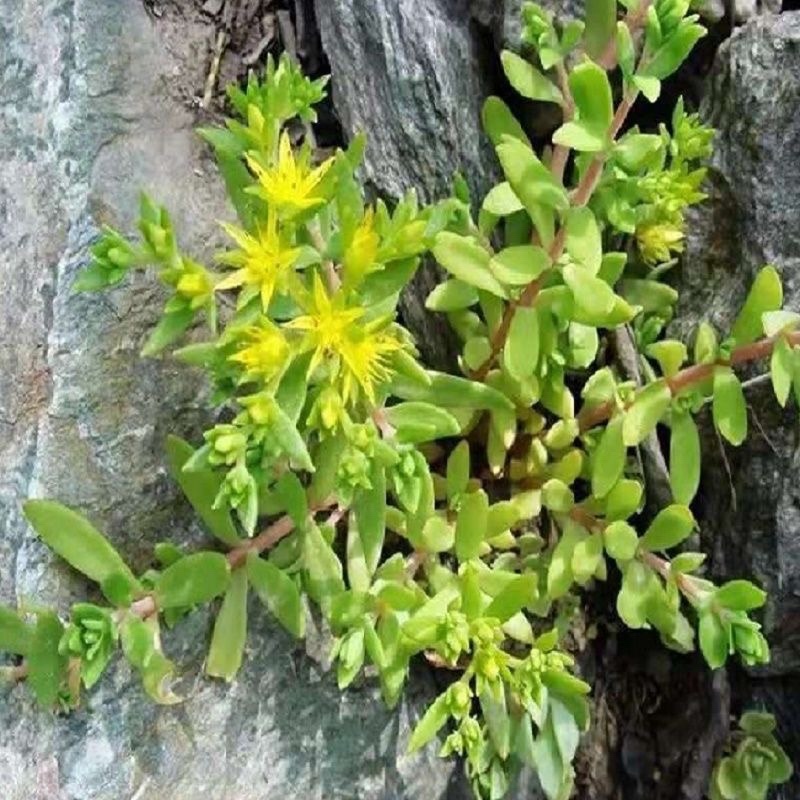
xmin=578 ymin=330 xmax=800 ymax=433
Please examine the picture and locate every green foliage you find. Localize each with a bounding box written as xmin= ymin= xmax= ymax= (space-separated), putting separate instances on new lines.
xmin=7 ymin=5 xmax=795 ymax=798
xmin=710 ymin=712 xmax=792 ymax=800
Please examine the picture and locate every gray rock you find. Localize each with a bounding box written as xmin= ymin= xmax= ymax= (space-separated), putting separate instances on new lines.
xmin=0 ymin=2 xmax=458 ymax=798
xmin=314 ymin=0 xmax=506 ymax=369
xmin=674 ymin=14 xmax=800 ymax=796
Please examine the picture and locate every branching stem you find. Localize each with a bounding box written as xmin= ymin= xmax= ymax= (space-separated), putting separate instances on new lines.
xmin=577 ymin=330 xmax=800 ymax=432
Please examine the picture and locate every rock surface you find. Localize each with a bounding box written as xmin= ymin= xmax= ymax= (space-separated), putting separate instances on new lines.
xmin=674 ymin=12 xmax=800 ymax=797
xmin=0 ymin=2 xmax=458 ymax=798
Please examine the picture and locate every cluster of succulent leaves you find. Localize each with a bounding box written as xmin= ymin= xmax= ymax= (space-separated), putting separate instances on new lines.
xmin=710 ymin=712 xmax=793 ymax=800
xmin=1 ymin=2 xmax=797 ymax=797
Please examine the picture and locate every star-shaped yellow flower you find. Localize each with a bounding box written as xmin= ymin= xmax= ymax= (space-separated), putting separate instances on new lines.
xmin=215 ymin=212 xmax=301 ymax=309
xmin=246 ymin=132 xmax=334 ymax=217
xmin=228 ymin=319 xmax=289 ymax=383
xmin=287 ymin=273 xmax=401 ymax=404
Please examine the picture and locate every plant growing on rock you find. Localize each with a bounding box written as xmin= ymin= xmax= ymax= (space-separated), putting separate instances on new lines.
xmin=710 ymin=712 xmax=792 ymax=800
xmin=1 ymin=3 xmax=796 ymax=797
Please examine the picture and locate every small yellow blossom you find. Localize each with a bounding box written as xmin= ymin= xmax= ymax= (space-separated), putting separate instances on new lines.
xmin=215 ymin=212 xmax=301 ymax=309
xmin=229 ymin=320 xmax=289 ymax=383
xmin=287 ymin=273 xmax=402 ymax=404
xmin=247 ymin=132 xmax=334 ymax=217
xmin=343 ymin=207 xmax=380 ymax=286
xmin=636 ymin=222 xmax=685 ymax=265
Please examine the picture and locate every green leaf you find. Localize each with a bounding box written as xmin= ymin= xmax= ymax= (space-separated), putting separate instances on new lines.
xmin=247 ymin=553 xmax=305 ymax=638
xmin=120 ymin=616 xmax=179 ymax=704
xmin=542 ymin=479 xmax=574 ymax=513
xmin=496 ymin=137 xmax=569 ymax=215
xmin=592 ymin=414 xmax=625 ymax=498
xmin=426 ymin=280 xmax=479 ymax=312
xmin=762 ymin=309 xmax=800 ymax=337
xmin=446 ymin=441 xmax=470 ymax=501
xmin=633 ymin=74 xmax=660 ymax=102
xmin=154 ymin=552 xmax=231 ymax=609
xmin=550 ymin=696 xmax=581 ymax=764
xmin=0 ymin=606 xmax=33 ymax=656
xmin=206 ymin=569 xmax=248 ymax=681
xmin=274 ymin=472 xmax=308 ymax=529
xmin=490 ymin=245 xmax=550 ymax=286
xmin=715 ymin=580 xmax=766 ymax=611
xmin=501 ymin=50 xmax=563 ymax=104
xmin=712 ymin=366 xmax=748 ymax=446
xmin=565 ymin=207 xmax=602 ymax=274
xmin=698 ymin=610 xmax=728 ymax=669
xmin=605 ymin=478 xmax=643 ymax=520
xmin=481 ymin=96 xmax=531 ymax=148
xmin=616 ymin=560 xmax=656 ymax=628
xmin=552 ymin=120 xmax=607 ymax=153
xmin=731 ymin=265 xmax=783 ymax=346
xmin=385 ymin=402 xmax=461 ymax=443
xmin=455 ymin=489 xmax=489 ymax=562
xmin=640 ymin=504 xmax=695 ymax=551
xmin=270 ymin=403 xmax=314 ymax=471
xmin=771 ymin=337 xmax=793 ymax=407
xmin=570 ymin=60 xmax=613 ymax=132
xmin=531 ymin=712 xmax=565 ymax=800
xmin=622 ymin=380 xmax=671 ymax=446
xmin=390 ymin=371 xmax=513 ymax=413
xmin=694 ymin=321 xmax=718 ymax=364
xmin=276 ymin=352 xmax=312 ymax=424
xmin=480 ymin=684 xmax=512 ymax=759
xmin=563 ymin=263 xmax=617 ymax=320
xmin=28 ymin=612 xmax=67 ymax=708
xmin=303 ymin=522 xmax=345 ymax=610
xmin=571 ymin=532 xmax=603 ymax=583
xmin=547 ymin=521 xmax=583 ymax=599
xmin=420 ymin=516 xmax=455 ymax=553
xmin=641 ymin=23 xmax=706 ymax=80
xmin=353 ymin=462 xmax=386 ymax=578
xmin=408 ymin=692 xmax=450 ymax=752
xmin=484 ymin=573 xmax=537 ymax=622
xmin=23 ymin=500 xmax=140 ymax=593
xmin=647 ymin=340 xmax=687 ymax=378
xmin=482 ymin=182 xmax=525 ymax=217
xmin=141 ymin=307 xmax=195 ymax=357
xmin=166 ymin=436 xmax=241 ymax=546
xmin=603 ymin=520 xmax=639 ymax=561
xmin=584 ymin=0 xmax=617 ymax=60
xmin=504 ymin=306 xmax=539 ymax=381
xmin=308 ymin=432 xmax=346 ymax=506
xmin=669 ymin=411 xmax=700 ymax=505
xmin=432 ymin=232 xmax=506 ymax=297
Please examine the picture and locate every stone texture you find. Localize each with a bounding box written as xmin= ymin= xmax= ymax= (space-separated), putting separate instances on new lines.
xmin=673 ymin=13 xmax=800 ymax=797
xmin=314 ymin=0 xmax=505 ymax=369
xmin=0 ymin=2 xmax=458 ymax=798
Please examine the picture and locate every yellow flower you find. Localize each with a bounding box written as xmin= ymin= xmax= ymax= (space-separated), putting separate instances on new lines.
xmin=229 ymin=320 xmax=289 ymax=383
xmin=343 ymin=207 xmax=380 ymax=287
xmin=636 ymin=222 xmax=684 ymax=265
xmin=287 ymin=273 xmax=402 ymax=404
xmin=247 ymin=132 xmax=334 ymax=217
xmin=215 ymin=212 xmax=301 ymax=309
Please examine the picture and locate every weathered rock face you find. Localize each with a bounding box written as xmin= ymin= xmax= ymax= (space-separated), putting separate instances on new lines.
xmin=0 ymin=2 xmax=458 ymax=798
xmin=673 ymin=12 xmax=800 ymax=797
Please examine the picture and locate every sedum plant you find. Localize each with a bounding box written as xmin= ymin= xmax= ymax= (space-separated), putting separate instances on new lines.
xmin=710 ymin=712 xmax=793 ymax=800
xmin=1 ymin=3 xmax=796 ymax=798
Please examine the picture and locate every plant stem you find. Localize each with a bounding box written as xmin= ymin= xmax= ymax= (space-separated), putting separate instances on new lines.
xmin=577 ymin=330 xmax=800 ymax=432
xmin=470 ymin=89 xmax=639 ymax=381
xmin=129 ymin=495 xmax=338 ymax=619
